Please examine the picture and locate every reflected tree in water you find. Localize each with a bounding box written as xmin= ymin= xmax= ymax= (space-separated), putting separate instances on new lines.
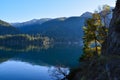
xmin=48 ymin=65 xmax=69 ymax=80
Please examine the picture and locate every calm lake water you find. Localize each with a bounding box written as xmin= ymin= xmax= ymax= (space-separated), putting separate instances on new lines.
xmin=0 ymin=44 xmax=82 ymax=80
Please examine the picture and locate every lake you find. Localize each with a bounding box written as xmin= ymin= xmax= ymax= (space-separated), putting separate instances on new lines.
xmin=0 ymin=44 xmax=82 ymax=80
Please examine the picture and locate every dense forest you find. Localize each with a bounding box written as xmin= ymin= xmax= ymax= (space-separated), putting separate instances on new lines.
xmin=0 ymin=34 xmax=53 ymax=51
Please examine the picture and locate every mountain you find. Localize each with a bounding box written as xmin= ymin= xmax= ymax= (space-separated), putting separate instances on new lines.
xmin=12 ymin=18 xmax=51 ymax=32
xmin=12 ymin=12 xmax=93 ymax=42
xmin=12 ymin=18 xmax=51 ymax=28
xmin=29 ymin=17 xmax=89 ymax=42
xmin=80 ymin=12 xmax=92 ymax=18
xmin=0 ymin=20 xmax=19 ymax=35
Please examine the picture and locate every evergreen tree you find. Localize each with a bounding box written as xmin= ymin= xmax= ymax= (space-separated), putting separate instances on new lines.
xmin=80 ymin=5 xmax=111 ymax=61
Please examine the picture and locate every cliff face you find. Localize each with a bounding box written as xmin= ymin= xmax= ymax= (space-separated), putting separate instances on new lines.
xmin=104 ymin=0 xmax=120 ymax=55
xmin=101 ymin=0 xmax=120 ymax=79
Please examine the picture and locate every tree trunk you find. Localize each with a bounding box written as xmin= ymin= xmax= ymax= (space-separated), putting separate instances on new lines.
xmin=94 ymin=34 xmax=98 ymax=55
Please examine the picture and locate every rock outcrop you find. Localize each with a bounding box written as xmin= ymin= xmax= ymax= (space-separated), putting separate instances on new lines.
xmin=104 ymin=0 xmax=120 ymax=55
xmin=101 ymin=0 xmax=120 ymax=79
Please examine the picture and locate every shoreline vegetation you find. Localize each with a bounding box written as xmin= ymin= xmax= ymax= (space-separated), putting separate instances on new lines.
xmin=0 ymin=34 xmax=82 ymax=52
xmin=0 ymin=34 xmax=53 ymax=51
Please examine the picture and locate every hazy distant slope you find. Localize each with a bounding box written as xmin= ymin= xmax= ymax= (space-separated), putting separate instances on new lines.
xmin=12 ymin=18 xmax=51 ymax=32
xmin=31 ymin=17 xmax=88 ymax=42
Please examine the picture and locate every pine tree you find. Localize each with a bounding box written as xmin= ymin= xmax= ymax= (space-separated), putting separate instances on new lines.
xmin=80 ymin=9 xmax=110 ymax=61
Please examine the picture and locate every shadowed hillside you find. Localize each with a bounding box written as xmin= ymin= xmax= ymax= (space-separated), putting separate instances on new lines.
xmin=0 ymin=20 xmax=20 ymax=35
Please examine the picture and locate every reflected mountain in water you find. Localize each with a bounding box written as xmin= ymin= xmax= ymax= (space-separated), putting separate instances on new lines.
xmin=0 ymin=44 xmax=82 ymax=80
xmin=0 ymin=44 xmax=52 ymax=52
xmin=0 ymin=44 xmax=82 ymax=67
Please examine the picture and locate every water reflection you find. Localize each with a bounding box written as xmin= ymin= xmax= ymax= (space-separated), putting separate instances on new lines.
xmin=0 ymin=60 xmax=52 ymax=80
xmin=0 ymin=44 xmax=82 ymax=80
xmin=0 ymin=44 xmax=52 ymax=52
xmin=48 ymin=65 xmax=69 ymax=80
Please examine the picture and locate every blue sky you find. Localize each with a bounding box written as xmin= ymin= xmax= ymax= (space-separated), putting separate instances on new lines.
xmin=0 ymin=0 xmax=116 ymax=22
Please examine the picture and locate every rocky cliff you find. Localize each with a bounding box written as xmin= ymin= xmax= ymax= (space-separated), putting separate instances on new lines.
xmin=103 ymin=0 xmax=120 ymax=55
xmin=101 ymin=0 xmax=120 ymax=79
